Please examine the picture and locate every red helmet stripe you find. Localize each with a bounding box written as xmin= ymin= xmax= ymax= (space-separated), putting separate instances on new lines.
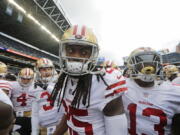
xmin=81 ymin=26 xmax=86 ymax=36
xmin=73 ymin=25 xmax=78 ymax=35
xmin=26 ymin=68 xmax=29 ymax=76
xmin=42 ymin=58 xmax=48 ymax=64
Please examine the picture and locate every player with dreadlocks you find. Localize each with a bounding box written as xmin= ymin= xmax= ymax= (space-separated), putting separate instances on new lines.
xmin=51 ymin=25 xmax=127 ymax=135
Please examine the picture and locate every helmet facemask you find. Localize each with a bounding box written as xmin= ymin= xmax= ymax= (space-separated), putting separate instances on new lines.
xmin=38 ymin=67 xmax=54 ymax=83
xmin=128 ymin=52 xmax=162 ymax=82
xmin=59 ymin=42 xmax=99 ymax=76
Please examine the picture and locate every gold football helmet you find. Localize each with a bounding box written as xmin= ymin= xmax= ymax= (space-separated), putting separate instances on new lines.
xmin=60 ymin=25 xmax=99 ymax=76
xmin=18 ymin=68 xmax=34 ymax=87
xmin=0 ymin=61 xmax=7 ymax=78
xmin=163 ymin=64 xmax=179 ymax=79
xmin=127 ymin=47 xmax=162 ymax=82
xmin=35 ymin=58 xmax=55 ymax=83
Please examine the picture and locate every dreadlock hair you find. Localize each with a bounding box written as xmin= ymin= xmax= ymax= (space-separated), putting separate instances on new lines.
xmin=50 ymin=67 xmax=109 ymax=109
xmin=50 ymin=73 xmax=67 ymax=106
xmin=71 ymin=74 xmax=92 ymax=108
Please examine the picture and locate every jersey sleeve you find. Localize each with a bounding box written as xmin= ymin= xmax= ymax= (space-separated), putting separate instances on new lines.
xmin=0 ymin=80 xmax=13 ymax=98
xmin=104 ymin=69 xmax=127 ymax=101
xmin=99 ymin=68 xmax=127 ymax=111
xmin=0 ymin=89 xmax=13 ymax=107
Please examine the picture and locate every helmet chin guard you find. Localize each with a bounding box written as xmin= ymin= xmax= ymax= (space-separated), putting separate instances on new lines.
xmin=66 ymin=61 xmax=88 ymax=75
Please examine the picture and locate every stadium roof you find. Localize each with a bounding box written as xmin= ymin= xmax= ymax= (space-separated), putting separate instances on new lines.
xmin=0 ymin=0 xmax=71 ymax=56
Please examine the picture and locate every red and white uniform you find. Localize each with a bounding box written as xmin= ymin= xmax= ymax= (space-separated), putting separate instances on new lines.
xmin=10 ymin=81 xmax=35 ymax=114
xmin=0 ymin=89 xmax=13 ymax=106
xmin=62 ymin=69 xmax=127 ymax=135
xmin=31 ymin=82 xmax=63 ymax=135
xmin=172 ymin=76 xmax=180 ymax=85
xmin=0 ymin=80 xmax=13 ymax=98
xmin=122 ymin=78 xmax=180 ymax=135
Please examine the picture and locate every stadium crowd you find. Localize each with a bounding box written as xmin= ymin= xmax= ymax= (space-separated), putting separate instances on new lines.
xmin=0 ymin=25 xmax=180 ymax=135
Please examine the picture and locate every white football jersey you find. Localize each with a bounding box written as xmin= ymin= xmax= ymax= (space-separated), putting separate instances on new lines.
xmin=11 ymin=81 xmax=35 ymax=112
xmin=122 ymin=78 xmax=180 ymax=135
xmin=0 ymin=80 xmax=13 ymax=97
xmin=172 ymin=76 xmax=180 ymax=85
xmin=31 ymin=82 xmax=63 ymax=135
xmin=62 ymin=69 xmax=127 ymax=135
xmin=0 ymin=89 xmax=13 ymax=107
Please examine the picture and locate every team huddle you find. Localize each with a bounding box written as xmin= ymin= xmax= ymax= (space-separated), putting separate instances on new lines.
xmin=0 ymin=25 xmax=180 ymax=135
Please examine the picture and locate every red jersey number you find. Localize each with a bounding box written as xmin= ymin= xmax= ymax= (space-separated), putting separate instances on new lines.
xmin=128 ymin=103 xmax=167 ymax=135
xmin=40 ymin=91 xmax=53 ymax=111
xmin=63 ymin=101 xmax=93 ymax=135
xmin=17 ymin=93 xmax=27 ymax=106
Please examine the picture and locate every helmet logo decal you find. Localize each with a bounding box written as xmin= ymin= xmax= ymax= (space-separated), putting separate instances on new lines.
xmin=75 ymin=35 xmax=83 ymax=39
xmin=73 ymin=25 xmax=78 ymax=35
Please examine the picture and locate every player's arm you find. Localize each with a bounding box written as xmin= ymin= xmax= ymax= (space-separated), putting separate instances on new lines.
xmin=103 ymin=96 xmax=124 ymax=116
xmin=53 ymin=114 xmax=68 ymax=135
xmin=172 ymin=114 xmax=180 ymax=135
xmin=103 ymin=96 xmax=127 ymax=135
xmin=31 ymin=100 xmax=39 ymax=135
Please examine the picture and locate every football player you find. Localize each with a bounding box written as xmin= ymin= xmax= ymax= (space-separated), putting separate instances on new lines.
xmin=162 ymin=65 xmax=180 ymax=134
xmin=51 ymin=25 xmax=127 ymax=135
xmin=11 ymin=68 xmax=35 ymax=135
xmin=0 ymin=61 xmax=12 ymax=97
xmin=122 ymin=47 xmax=180 ymax=135
xmin=32 ymin=58 xmax=63 ymax=135
xmin=163 ymin=64 xmax=179 ymax=82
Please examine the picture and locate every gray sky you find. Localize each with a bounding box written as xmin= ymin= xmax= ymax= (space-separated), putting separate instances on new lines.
xmin=57 ymin=0 xmax=180 ymax=65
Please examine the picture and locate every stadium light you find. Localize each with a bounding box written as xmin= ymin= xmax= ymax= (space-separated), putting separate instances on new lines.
xmin=7 ymin=0 xmax=60 ymax=43
xmin=51 ymin=35 xmax=60 ymax=42
xmin=41 ymin=25 xmax=52 ymax=35
xmin=27 ymin=14 xmax=41 ymax=26
xmin=8 ymin=0 xmax=26 ymax=14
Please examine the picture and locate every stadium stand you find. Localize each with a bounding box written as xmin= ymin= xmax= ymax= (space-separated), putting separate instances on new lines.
xmin=162 ymin=52 xmax=180 ymax=68
xmin=0 ymin=32 xmax=61 ymax=74
xmin=0 ymin=32 xmax=59 ymax=62
xmin=0 ymin=0 xmax=71 ymax=74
